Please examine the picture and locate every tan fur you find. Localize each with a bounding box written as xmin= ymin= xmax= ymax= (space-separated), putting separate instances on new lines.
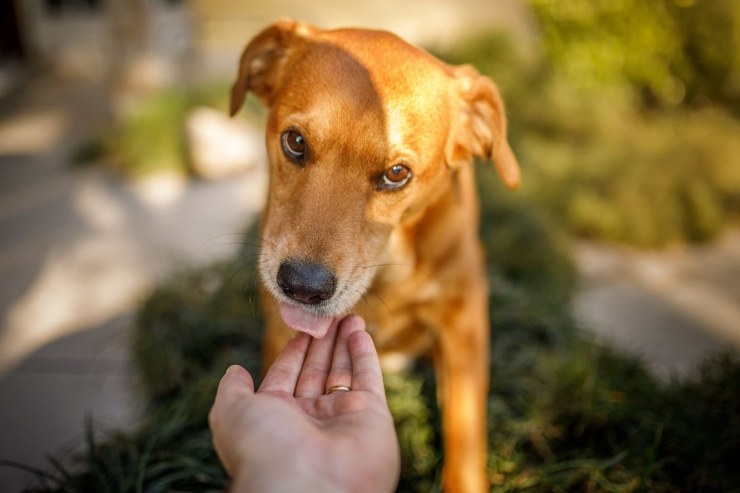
xmin=231 ymin=19 xmax=520 ymax=492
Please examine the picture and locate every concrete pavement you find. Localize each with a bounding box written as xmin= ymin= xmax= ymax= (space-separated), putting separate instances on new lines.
xmin=574 ymin=233 xmax=740 ymax=381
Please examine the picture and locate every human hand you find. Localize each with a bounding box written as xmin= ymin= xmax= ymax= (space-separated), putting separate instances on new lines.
xmin=209 ymin=315 xmax=400 ymax=493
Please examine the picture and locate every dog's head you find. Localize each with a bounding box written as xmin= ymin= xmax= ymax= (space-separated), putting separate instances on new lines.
xmin=231 ymin=20 xmax=519 ymax=337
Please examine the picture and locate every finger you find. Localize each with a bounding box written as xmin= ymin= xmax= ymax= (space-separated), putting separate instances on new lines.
xmin=259 ymin=331 xmax=311 ymax=394
xmin=325 ymin=315 xmax=366 ymax=392
xmin=348 ymin=329 xmax=385 ymax=398
xmin=209 ymin=365 xmax=254 ymax=431
xmin=215 ymin=365 xmax=255 ymax=402
xmin=294 ymin=318 xmax=340 ymax=398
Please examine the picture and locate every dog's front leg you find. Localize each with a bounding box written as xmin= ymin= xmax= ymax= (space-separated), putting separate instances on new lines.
xmin=430 ymin=294 xmax=490 ymax=493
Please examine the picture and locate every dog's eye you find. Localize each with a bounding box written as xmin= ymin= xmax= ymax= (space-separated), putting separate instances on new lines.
xmin=378 ymin=164 xmax=412 ymax=190
xmin=281 ymin=130 xmax=307 ymax=164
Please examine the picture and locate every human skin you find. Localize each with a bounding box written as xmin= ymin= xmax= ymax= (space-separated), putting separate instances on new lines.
xmin=209 ymin=315 xmax=401 ymax=493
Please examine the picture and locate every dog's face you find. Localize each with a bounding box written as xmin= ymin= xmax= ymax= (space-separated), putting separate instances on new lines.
xmin=231 ymin=21 xmax=519 ymax=337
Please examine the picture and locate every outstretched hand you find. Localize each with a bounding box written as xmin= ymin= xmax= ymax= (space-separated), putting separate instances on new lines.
xmin=209 ymin=315 xmax=400 ymax=493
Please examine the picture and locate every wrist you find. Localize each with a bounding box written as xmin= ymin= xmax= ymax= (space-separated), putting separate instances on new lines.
xmin=229 ymin=459 xmax=344 ymax=493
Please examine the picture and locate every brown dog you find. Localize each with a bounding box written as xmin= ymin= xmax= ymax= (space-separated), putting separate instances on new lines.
xmin=230 ymin=20 xmax=520 ymax=492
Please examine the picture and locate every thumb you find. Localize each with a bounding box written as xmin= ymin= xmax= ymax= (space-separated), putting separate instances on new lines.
xmin=219 ymin=364 xmax=255 ymax=398
xmin=210 ymin=365 xmax=255 ymax=430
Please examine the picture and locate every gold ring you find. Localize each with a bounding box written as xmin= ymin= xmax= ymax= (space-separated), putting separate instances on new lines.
xmin=327 ymin=385 xmax=351 ymax=394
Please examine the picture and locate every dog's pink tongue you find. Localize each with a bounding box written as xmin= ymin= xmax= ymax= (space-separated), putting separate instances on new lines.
xmin=279 ymin=303 xmax=336 ymax=338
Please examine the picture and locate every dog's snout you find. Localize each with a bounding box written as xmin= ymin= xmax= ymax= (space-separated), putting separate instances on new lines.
xmin=276 ymin=261 xmax=337 ymax=305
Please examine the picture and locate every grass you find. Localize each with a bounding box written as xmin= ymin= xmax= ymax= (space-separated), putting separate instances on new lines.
xmin=10 ymin=166 xmax=740 ymax=492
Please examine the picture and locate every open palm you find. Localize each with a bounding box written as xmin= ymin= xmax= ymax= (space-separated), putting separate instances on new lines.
xmin=209 ymin=316 xmax=400 ymax=493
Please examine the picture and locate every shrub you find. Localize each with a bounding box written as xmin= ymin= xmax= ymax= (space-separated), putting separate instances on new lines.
xmin=439 ymin=15 xmax=740 ymax=247
xmin=529 ymin=0 xmax=740 ymax=110
xmin=105 ymin=89 xmax=194 ymax=177
xmin=84 ymin=83 xmax=265 ymax=178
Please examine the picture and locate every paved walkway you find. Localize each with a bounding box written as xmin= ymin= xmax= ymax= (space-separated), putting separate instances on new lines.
xmin=574 ymin=234 xmax=740 ymax=381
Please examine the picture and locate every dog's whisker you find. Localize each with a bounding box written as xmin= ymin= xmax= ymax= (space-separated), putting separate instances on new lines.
xmin=221 ymin=256 xmax=261 ymax=279
xmin=205 ymin=233 xmax=264 ymax=249
xmin=245 ymin=232 xmax=279 ymax=250
xmin=362 ymin=262 xmax=413 ymax=270
xmin=220 ymin=263 xmax=254 ymax=291
xmin=368 ymin=291 xmax=395 ymax=321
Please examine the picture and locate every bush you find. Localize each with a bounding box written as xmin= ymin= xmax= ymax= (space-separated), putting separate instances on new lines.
xmin=521 ymin=104 xmax=740 ymax=246
xmin=439 ymin=11 xmax=740 ymax=247
xmin=105 ymin=89 xmax=194 ymax=177
xmin=529 ymin=0 xmax=740 ymax=110
xmin=81 ymin=83 xmax=265 ymax=178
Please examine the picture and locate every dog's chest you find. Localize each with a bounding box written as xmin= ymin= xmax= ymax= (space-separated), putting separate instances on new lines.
xmin=359 ymin=272 xmax=446 ymax=365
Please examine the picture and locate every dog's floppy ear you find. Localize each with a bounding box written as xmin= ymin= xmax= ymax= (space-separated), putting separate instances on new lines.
xmin=230 ymin=19 xmax=310 ymax=115
xmin=446 ymin=65 xmax=520 ymax=190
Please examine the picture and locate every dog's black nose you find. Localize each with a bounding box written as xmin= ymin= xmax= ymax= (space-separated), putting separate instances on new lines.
xmin=276 ymin=260 xmax=337 ymax=305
